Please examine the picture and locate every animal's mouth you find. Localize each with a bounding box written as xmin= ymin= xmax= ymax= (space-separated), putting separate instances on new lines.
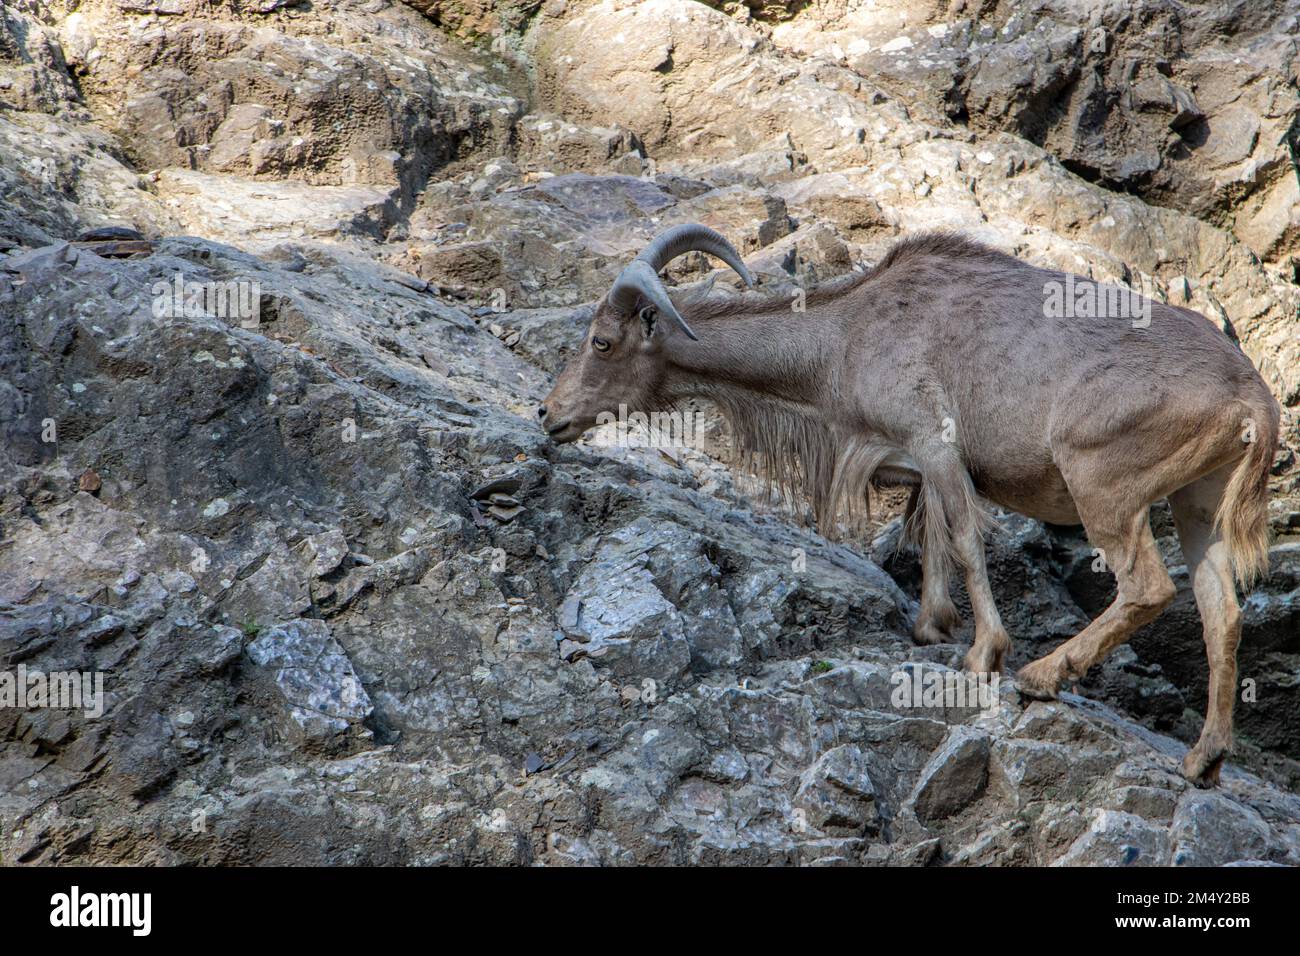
xmin=545 ymin=420 xmax=582 ymax=443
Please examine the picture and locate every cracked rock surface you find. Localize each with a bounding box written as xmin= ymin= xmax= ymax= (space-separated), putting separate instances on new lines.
xmin=1 ymin=0 xmax=1298 ymax=864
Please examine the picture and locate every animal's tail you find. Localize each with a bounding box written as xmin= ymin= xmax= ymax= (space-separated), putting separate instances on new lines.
xmin=1216 ymin=392 xmax=1280 ymax=588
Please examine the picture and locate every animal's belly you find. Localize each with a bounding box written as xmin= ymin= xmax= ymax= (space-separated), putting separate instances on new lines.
xmin=974 ymin=471 xmax=1081 ymax=526
xmin=868 ymin=446 xmax=1081 ymax=526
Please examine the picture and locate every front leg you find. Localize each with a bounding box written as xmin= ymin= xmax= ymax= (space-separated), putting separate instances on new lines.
xmin=914 ymin=446 xmax=1011 ymax=674
xmin=906 ymin=485 xmax=962 ymax=645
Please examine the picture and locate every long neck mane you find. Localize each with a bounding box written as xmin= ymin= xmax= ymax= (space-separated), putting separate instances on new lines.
xmin=660 ymin=286 xmax=894 ymax=533
xmin=653 ymin=234 xmax=1001 ymax=531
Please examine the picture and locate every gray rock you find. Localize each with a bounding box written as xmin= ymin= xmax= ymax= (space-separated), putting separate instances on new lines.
xmin=794 ymin=745 xmax=880 ymax=835
xmin=247 ymin=620 xmax=374 ymax=752
xmin=1169 ymin=791 xmax=1272 ymax=867
xmin=1053 ymin=809 xmax=1171 ymax=867
xmin=910 ymin=725 xmax=991 ymax=823
xmin=304 ymin=530 xmax=349 ymax=578
xmin=558 ymin=533 xmax=692 ymax=686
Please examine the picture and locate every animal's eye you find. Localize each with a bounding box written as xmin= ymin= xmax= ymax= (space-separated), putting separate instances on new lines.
xmin=592 ymin=337 xmax=610 ymax=352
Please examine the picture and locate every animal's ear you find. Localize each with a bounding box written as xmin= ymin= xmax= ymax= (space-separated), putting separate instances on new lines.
xmin=638 ymin=305 xmax=658 ymax=339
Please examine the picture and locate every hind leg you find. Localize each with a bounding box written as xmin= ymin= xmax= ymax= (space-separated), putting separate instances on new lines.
xmin=1018 ymin=500 xmax=1175 ymax=698
xmin=1170 ymin=465 xmax=1243 ymax=787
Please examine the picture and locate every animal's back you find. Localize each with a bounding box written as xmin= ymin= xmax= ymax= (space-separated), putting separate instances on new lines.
xmin=850 ymin=236 xmax=1275 ymax=521
xmin=859 ymin=238 xmax=1267 ymax=422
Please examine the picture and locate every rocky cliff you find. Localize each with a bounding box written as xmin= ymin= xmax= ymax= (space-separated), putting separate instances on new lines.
xmin=1 ymin=0 xmax=1298 ymax=865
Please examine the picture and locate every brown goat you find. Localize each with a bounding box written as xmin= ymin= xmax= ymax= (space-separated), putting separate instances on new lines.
xmin=540 ymin=224 xmax=1281 ymax=787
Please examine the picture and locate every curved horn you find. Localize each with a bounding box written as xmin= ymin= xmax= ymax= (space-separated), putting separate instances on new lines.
xmin=635 ymin=223 xmax=754 ymax=288
xmin=606 ymin=224 xmax=752 ymax=341
xmin=608 ymin=260 xmax=700 ymax=341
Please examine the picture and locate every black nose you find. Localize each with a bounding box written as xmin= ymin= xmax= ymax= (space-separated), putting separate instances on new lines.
xmin=537 ymin=404 xmax=548 ymax=420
